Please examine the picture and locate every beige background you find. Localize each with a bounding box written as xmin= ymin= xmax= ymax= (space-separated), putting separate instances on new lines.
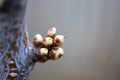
xmin=26 ymin=0 xmax=120 ymax=80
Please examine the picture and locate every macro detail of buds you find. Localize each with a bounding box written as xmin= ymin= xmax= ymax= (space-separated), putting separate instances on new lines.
xmin=33 ymin=34 xmax=43 ymax=47
xmin=33 ymin=34 xmax=43 ymax=42
xmin=49 ymin=47 xmax=64 ymax=60
xmin=37 ymin=48 xmax=48 ymax=57
xmin=0 ymin=0 xmax=66 ymax=79
xmin=47 ymin=27 xmax=56 ymax=37
xmin=33 ymin=27 xmax=65 ymax=62
xmin=54 ymin=35 xmax=65 ymax=46
xmin=42 ymin=37 xmax=53 ymax=46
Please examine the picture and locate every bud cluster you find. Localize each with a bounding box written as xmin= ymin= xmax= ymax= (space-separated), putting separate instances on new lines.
xmin=33 ymin=27 xmax=65 ymax=62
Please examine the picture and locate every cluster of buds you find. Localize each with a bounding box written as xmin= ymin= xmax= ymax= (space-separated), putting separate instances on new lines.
xmin=33 ymin=27 xmax=65 ymax=62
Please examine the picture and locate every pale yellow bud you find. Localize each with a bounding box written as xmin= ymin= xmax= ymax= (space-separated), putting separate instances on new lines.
xmin=33 ymin=34 xmax=43 ymax=43
xmin=47 ymin=27 xmax=57 ymax=37
xmin=49 ymin=47 xmax=64 ymax=60
xmin=54 ymin=35 xmax=65 ymax=46
xmin=37 ymin=48 xmax=48 ymax=56
xmin=42 ymin=37 xmax=53 ymax=46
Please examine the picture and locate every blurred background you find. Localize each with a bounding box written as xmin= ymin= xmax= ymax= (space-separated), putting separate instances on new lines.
xmin=26 ymin=0 xmax=120 ymax=80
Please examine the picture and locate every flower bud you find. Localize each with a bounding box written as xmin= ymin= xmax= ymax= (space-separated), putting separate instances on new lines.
xmin=37 ymin=48 xmax=48 ymax=57
xmin=42 ymin=37 xmax=53 ymax=46
xmin=33 ymin=34 xmax=43 ymax=43
xmin=49 ymin=47 xmax=64 ymax=60
xmin=47 ymin=27 xmax=57 ymax=37
xmin=33 ymin=34 xmax=43 ymax=47
xmin=54 ymin=35 xmax=65 ymax=46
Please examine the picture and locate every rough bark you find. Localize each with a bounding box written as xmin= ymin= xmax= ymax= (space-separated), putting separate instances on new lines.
xmin=0 ymin=0 xmax=35 ymax=80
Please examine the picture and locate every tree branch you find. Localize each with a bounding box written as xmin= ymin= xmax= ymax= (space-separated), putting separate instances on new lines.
xmin=0 ymin=0 xmax=65 ymax=80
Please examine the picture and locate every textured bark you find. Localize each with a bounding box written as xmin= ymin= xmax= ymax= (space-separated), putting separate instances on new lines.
xmin=0 ymin=0 xmax=35 ymax=80
xmin=0 ymin=0 xmax=65 ymax=80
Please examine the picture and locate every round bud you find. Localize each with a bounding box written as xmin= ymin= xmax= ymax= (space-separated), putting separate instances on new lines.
xmin=42 ymin=37 xmax=53 ymax=46
xmin=49 ymin=47 xmax=64 ymax=60
xmin=54 ymin=35 xmax=65 ymax=46
xmin=33 ymin=34 xmax=43 ymax=43
xmin=47 ymin=27 xmax=57 ymax=37
xmin=37 ymin=48 xmax=48 ymax=57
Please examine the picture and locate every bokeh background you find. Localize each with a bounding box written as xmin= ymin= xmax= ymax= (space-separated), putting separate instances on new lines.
xmin=26 ymin=0 xmax=120 ymax=80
